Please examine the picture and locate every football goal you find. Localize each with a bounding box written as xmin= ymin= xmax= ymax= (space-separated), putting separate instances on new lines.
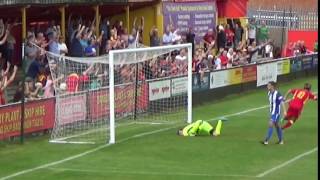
xmin=46 ymin=43 xmax=192 ymax=144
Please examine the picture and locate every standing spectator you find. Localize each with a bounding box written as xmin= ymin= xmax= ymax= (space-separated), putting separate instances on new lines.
xmin=43 ymin=74 xmax=55 ymax=98
xmin=70 ymin=25 xmax=85 ymax=57
xmin=27 ymin=57 xmax=41 ymax=81
xmin=0 ymin=24 xmax=9 ymax=73
xmin=284 ymin=42 xmax=294 ymax=57
xmin=248 ymin=19 xmax=257 ymax=45
xmin=120 ymin=28 xmax=129 ymax=48
xmin=100 ymin=18 xmax=110 ymax=54
xmin=24 ymin=34 xmax=39 ymax=73
xmin=175 ymin=49 xmax=187 ymax=75
xmin=264 ymin=40 xmax=274 ymax=58
xmin=227 ymin=48 xmax=234 ymax=66
xmin=248 ymin=41 xmax=259 ymax=63
xmin=128 ymin=28 xmax=137 ymax=48
xmin=257 ymin=21 xmax=269 ymax=45
xmin=213 ymin=55 xmax=221 ymax=70
xmin=186 ymin=27 xmax=195 ymax=56
xmin=48 ymin=31 xmax=60 ymax=54
xmin=234 ymin=22 xmax=244 ymax=48
xmin=225 ymin=24 xmax=234 ymax=48
xmin=172 ymin=29 xmax=182 ymax=44
xmin=162 ymin=25 xmax=173 ymax=45
xmin=58 ymin=36 xmax=68 ymax=55
xmin=203 ymin=29 xmax=215 ymax=52
xmin=4 ymin=26 xmax=15 ymax=76
xmin=299 ymin=41 xmax=307 ymax=54
xmin=46 ymin=20 xmax=56 ymax=38
xmin=248 ymin=40 xmax=270 ymax=63
xmin=0 ymin=68 xmax=15 ymax=105
xmin=150 ymin=26 xmax=160 ymax=47
xmin=217 ymin=25 xmax=226 ymax=50
xmin=133 ymin=17 xmax=144 ymax=44
xmin=24 ymin=77 xmax=42 ymax=100
xmin=293 ymin=42 xmax=301 ymax=56
xmin=35 ymin=32 xmax=47 ymax=48
xmin=114 ymin=20 xmax=124 ymax=37
xmin=85 ymin=38 xmax=98 ymax=57
xmin=192 ymin=52 xmax=204 ymax=86
xmin=219 ymin=50 xmax=228 ymax=69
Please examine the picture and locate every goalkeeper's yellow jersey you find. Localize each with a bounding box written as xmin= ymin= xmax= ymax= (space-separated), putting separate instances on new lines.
xmin=182 ymin=120 xmax=214 ymax=136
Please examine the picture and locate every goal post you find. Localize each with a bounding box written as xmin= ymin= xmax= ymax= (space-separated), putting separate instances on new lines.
xmin=108 ymin=43 xmax=193 ymax=144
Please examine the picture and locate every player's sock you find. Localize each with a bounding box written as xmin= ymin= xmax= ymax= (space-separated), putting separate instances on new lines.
xmin=265 ymin=127 xmax=273 ymax=142
xmin=214 ymin=120 xmax=222 ymax=135
xmin=282 ymin=120 xmax=294 ymax=130
xmin=276 ymin=126 xmax=283 ymax=142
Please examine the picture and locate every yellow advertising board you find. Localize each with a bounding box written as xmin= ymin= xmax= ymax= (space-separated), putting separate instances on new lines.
xmin=229 ymin=68 xmax=243 ymax=85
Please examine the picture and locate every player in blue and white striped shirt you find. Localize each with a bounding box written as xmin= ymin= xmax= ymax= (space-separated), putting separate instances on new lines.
xmin=262 ymin=81 xmax=286 ymax=145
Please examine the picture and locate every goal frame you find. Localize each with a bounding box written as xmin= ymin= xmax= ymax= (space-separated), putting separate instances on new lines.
xmin=108 ymin=43 xmax=193 ymax=144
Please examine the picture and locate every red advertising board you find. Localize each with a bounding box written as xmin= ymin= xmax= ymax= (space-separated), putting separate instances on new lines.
xmin=58 ymin=94 xmax=87 ymax=125
xmin=0 ymin=98 xmax=55 ymax=139
xmin=242 ymin=65 xmax=257 ymax=83
xmin=89 ymin=84 xmax=148 ymax=120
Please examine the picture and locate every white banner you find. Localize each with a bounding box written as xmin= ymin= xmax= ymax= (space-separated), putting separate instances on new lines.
xmin=149 ymin=80 xmax=171 ymax=101
xmin=59 ymin=94 xmax=87 ymax=125
xmin=172 ymin=77 xmax=188 ymax=96
xmin=210 ymin=70 xmax=229 ymax=89
xmin=257 ymin=62 xmax=278 ymax=87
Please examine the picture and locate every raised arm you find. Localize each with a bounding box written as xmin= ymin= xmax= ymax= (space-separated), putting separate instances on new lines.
xmin=96 ymin=30 xmax=104 ymax=44
xmin=133 ymin=17 xmax=138 ymax=30
xmin=0 ymin=28 xmax=9 ymax=45
xmin=140 ymin=16 xmax=145 ymax=31
xmin=76 ymin=25 xmax=85 ymax=39
xmin=68 ymin=13 xmax=73 ymax=28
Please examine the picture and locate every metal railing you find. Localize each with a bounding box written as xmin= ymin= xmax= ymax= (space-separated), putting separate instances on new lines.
xmin=248 ymin=8 xmax=318 ymax=30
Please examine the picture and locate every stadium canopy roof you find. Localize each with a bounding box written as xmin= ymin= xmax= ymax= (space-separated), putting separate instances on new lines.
xmin=0 ymin=0 xmax=155 ymax=6
xmin=0 ymin=0 xmax=157 ymax=20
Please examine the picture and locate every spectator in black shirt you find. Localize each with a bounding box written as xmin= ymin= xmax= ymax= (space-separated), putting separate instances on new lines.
xmin=186 ymin=27 xmax=195 ymax=56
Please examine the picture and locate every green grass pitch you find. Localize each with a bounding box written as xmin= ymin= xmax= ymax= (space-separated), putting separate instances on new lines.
xmin=0 ymin=76 xmax=317 ymax=180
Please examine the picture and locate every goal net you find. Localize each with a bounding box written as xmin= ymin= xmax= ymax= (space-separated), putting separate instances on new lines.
xmin=47 ymin=43 xmax=192 ymax=144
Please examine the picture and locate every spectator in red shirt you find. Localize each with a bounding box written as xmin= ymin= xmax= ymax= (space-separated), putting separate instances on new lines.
xmin=225 ymin=24 xmax=234 ymax=48
xmin=203 ymin=29 xmax=215 ymax=51
xmin=66 ymin=73 xmax=79 ymax=93
xmin=219 ymin=50 xmax=228 ymax=69
xmin=283 ymin=42 xmax=294 ymax=57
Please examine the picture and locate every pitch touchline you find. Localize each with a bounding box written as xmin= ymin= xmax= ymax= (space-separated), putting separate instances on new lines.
xmin=256 ymin=147 xmax=318 ymax=178
xmin=0 ymin=94 xmax=317 ymax=180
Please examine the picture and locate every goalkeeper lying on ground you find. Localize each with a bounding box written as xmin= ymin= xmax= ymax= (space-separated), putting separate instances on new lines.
xmin=177 ymin=120 xmax=223 ymax=136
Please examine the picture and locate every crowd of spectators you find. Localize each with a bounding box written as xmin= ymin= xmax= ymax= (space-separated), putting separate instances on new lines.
xmin=0 ymin=15 xmax=317 ymax=106
xmin=283 ymin=40 xmax=313 ymax=57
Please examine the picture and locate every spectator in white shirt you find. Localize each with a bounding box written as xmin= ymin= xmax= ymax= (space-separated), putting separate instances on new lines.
xmin=162 ymin=26 xmax=173 ymax=45
xmin=58 ymin=36 xmax=68 ymax=56
xmin=213 ymin=56 xmax=222 ymax=70
xmin=172 ymin=28 xmax=182 ymax=44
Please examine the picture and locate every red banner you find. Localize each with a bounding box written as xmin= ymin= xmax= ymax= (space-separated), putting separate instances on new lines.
xmin=242 ymin=65 xmax=257 ymax=83
xmin=0 ymin=98 xmax=55 ymax=139
xmin=89 ymin=84 xmax=148 ymax=120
